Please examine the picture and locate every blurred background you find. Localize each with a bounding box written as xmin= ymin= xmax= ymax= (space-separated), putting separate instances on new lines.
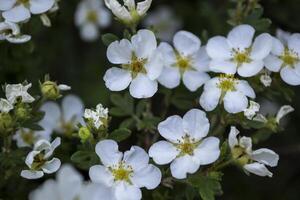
xmin=0 ymin=0 xmax=300 ymax=199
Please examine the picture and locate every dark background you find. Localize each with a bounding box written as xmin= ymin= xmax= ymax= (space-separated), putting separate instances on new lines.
xmin=0 ymin=0 xmax=300 ymax=199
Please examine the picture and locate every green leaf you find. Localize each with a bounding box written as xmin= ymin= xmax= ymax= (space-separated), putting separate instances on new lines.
xmin=136 ymin=100 xmax=147 ymax=117
xmin=71 ymin=151 xmax=99 ymax=170
xmin=119 ymin=118 xmax=135 ymax=129
xmin=110 ymin=107 xmax=130 ymax=117
xmin=110 ymin=93 xmax=134 ymax=116
xmin=108 ymin=128 xmax=131 ymax=142
xmin=188 ymin=172 xmax=223 ymax=200
xmin=101 ymin=33 xmax=119 ymax=46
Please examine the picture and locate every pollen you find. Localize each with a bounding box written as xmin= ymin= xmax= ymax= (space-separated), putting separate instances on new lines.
xmin=279 ymin=48 xmax=299 ymax=67
xmin=110 ymin=162 xmax=133 ymax=183
xmin=122 ymin=54 xmax=146 ymax=78
xmin=176 ymin=55 xmax=191 ymax=72
xmin=217 ymin=74 xmax=237 ymax=92
xmin=32 ymin=153 xmax=46 ymax=170
xmin=232 ymin=49 xmax=251 ymax=66
xmin=176 ymin=135 xmax=198 ymax=156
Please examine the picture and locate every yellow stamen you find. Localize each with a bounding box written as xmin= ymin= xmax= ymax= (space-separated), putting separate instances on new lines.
xmin=279 ymin=47 xmax=299 ymax=67
xmin=232 ymin=48 xmax=251 ymax=66
xmin=176 ymin=135 xmax=198 ymax=156
xmin=122 ymin=54 xmax=146 ymax=78
xmin=110 ymin=162 xmax=133 ymax=183
xmin=217 ymin=74 xmax=237 ymax=92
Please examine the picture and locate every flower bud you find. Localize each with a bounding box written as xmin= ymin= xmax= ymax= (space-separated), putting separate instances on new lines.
xmin=15 ymin=103 xmax=30 ymax=121
xmin=78 ymin=127 xmax=91 ymax=143
xmin=0 ymin=113 xmax=14 ymax=134
xmin=41 ymin=81 xmax=60 ymax=100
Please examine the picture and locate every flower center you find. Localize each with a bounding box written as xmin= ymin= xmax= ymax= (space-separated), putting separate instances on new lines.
xmin=176 ymin=135 xmax=198 ymax=156
xmin=231 ymin=146 xmax=251 ymax=166
xmin=279 ymin=48 xmax=299 ymax=67
xmin=123 ymin=54 xmax=146 ymax=78
xmin=232 ymin=49 xmax=251 ymax=66
xmin=17 ymin=0 xmax=29 ymax=5
xmin=32 ymin=153 xmax=46 ymax=170
xmin=20 ymin=130 xmax=36 ymax=145
xmin=86 ymin=11 xmax=98 ymax=23
xmin=217 ymin=74 xmax=237 ymax=92
xmin=176 ymin=55 xmax=191 ymax=72
xmin=110 ymin=162 xmax=133 ymax=183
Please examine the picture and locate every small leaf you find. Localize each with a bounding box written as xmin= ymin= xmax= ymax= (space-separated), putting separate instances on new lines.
xmin=71 ymin=151 xmax=99 ymax=170
xmin=119 ymin=118 xmax=135 ymax=129
xmin=136 ymin=100 xmax=147 ymax=117
xmin=108 ymin=128 xmax=131 ymax=142
xmin=102 ymin=33 xmax=119 ymax=46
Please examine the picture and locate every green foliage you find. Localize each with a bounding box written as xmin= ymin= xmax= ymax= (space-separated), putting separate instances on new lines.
xmin=101 ymin=33 xmax=119 ymax=46
xmin=108 ymin=128 xmax=131 ymax=142
xmin=71 ymin=150 xmax=100 ymax=170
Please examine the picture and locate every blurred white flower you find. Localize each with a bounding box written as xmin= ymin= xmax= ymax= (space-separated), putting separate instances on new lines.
xmin=157 ymin=31 xmax=210 ymax=91
xmin=84 ymin=103 xmax=108 ymax=129
xmin=0 ymin=0 xmax=55 ymax=23
xmin=149 ymin=109 xmax=220 ymax=179
xmin=253 ymin=114 xmax=268 ymax=123
xmin=40 ymin=95 xmax=84 ymax=134
xmin=5 ymin=83 xmax=35 ymax=104
xmin=13 ymin=127 xmax=52 ymax=148
xmin=260 ymin=73 xmax=272 ymax=87
xmin=0 ymin=21 xmax=31 ymax=43
xmin=228 ymin=126 xmax=279 ymax=177
xmin=244 ymin=101 xmax=260 ymax=120
xmin=89 ymin=139 xmax=161 ymax=200
xmin=75 ymin=0 xmax=111 ymax=42
xmin=200 ymin=74 xmax=256 ymax=114
xmin=21 ymin=137 xmax=61 ymax=179
xmin=0 ymin=98 xmax=13 ymax=113
xmin=276 ymin=105 xmax=294 ymax=124
xmin=30 ymin=164 xmax=111 ymax=200
xmin=143 ymin=6 xmax=182 ymax=42
xmin=104 ymin=0 xmax=152 ymax=25
xmin=264 ymin=33 xmax=300 ymax=85
xmin=206 ymin=24 xmax=272 ymax=77
xmin=104 ymin=29 xmax=163 ymax=98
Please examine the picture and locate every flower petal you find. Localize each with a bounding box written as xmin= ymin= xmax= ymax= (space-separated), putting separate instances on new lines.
xmin=206 ymin=36 xmax=231 ymax=59
xmin=114 ymin=183 xmax=142 ymax=200
xmin=182 ymin=70 xmax=210 ymax=92
xmin=62 ymin=95 xmax=84 ymax=124
xmin=194 ymin=137 xmax=220 ymax=165
xmin=21 ymin=170 xmax=44 ymax=179
xmin=29 ymin=0 xmax=55 ymax=14
xmin=129 ymin=74 xmax=158 ymax=98
xmin=3 ymin=5 xmax=31 ymax=23
xmin=191 ymin=46 xmax=210 ymax=72
xmin=280 ymin=67 xmax=300 ymax=86
xmin=244 ymin=162 xmax=273 ymax=177
xmin=158 ymin=115 xmax=184 ymax=143
xmin=250 ymin=33 xmax=272 ymax=60
xmin=264 ymin=54 xmax=283 ymax=72
xmin=237 ymin=60 xmax=264 ymax=77
xmin=107 ymin=39 xmax=132 ymax=64
xmin=170 ymin=155 xmax=200 ymax=179
xmin=288 ymin=33 xmax=300 ymax=54
xmin=89 ymin=165 xmax=114 ymax=186
xmin=131 ymin=29 xmax=157 ymax=59
xmin=95 ymin=140 xmax=123 ymax=166
xmin=227 ymin=24 xmax=255 ymax=49
xmin=123 ymin=146 xmax=149 ymax=171
xmin=80 ymin=23 xmax=99 ymax=41
xmin=132 ymin=164 xmax=161 ymax=189
xmin=209 ymin=60 xmax=237 ymax=74
xmin=0 ymin=0 xmax=15 ymax=11
xmin=104 ymin=67 xmax=132 ymax=91
xmin=173 ymin=30 xmax=200 ymax=56
xmin=239 ymin=136 xmax=252 ymax=154
xmin=251 ymin=148 xmax=279 ymax=167
xmin=136 ymin=0 xmax=152 ymax=16
xmin=182 ymin=109 xmax=210 ymax=140
xmin=158 ymin=66 xmax=180 ymax=89
xmin=158 ymin=42 xmax=176 ymax=66
xmin=271 ymin=37 xmax=285 ymax=56
xmin=144 ymin=49 xmax=163 ymax=80
xmin=228 ymin=126 xmax=239 ymax=149
xmin=149 ymin=141 xmax=179 ymax=165
xmin=199 ymin=87 xmax=221 ymax=112
xmin=223 ymin=91 xmax=248 ymax=114
xmin=42 ymin=158 xmax=61 ymax=174
xmin=39 ymin=102 xmax=61 ymax=132
xmin=236 ymin=80 xmax=256 ymax=98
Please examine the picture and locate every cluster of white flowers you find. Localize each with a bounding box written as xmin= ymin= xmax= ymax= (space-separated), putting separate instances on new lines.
xmin=0 ymin=0 xmax=59 ymax=43
xmin=21 ymin=137 xmax=61 ymax=179
xmin=84 ymin=103 xmax=109 ymax=129
xmin=75 ymin=0 xmax=111 ymax=41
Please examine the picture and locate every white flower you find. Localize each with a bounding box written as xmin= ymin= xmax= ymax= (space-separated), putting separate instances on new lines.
xmin=84 ymin=103 xmax=109 ymax=129
xmin=89 ymin=139 xmax=161 ymax=200
xmin=264 ymin=33 xmax=300 ymax=85
xmin=0 ymin=0 xmax=55 ymax=23
xmin=206 ymin=24 xmax=273 ymax=77
xmin=40 ymin=95 xmax=84 ymax=134
xmin=244 ymin=101 xmax=260 ymax=120
xmin=104 ymin=0 xmax=152 ymax=25
xmin=260 ymin=73 xmax=272 ymax=87
xmin=149 ymin=109 xmax=220 ymax=179
xmin=276 ymin=105 xmax=294 ymax=124
xmin=5 ymin=83 xmax=35 ymax=104
xmin=103 ymin=29 xmax=163 ymax=98
xmin=21 ymin=137 xmax=61 ymax=179
xmin=0 ymin=98 xmax=13 ymax=113
xmin=30 ymin=164 xmax=112 ymax=200
xmin=143 ymin=6 xmax=182 ymax=42
xmin=0 ymin=21 xmax=31 ymax=43
xmin=228 ymin=126 xmax=279 ymax=177
xmin=157 ymin=31 xmax=210 ymax=91
xmin=75 ymin=0 xmax=111 ymax=42
xmin=13 ymin=127 xmax=52 ymax=148
xmin=200 ymin=74 xmax=256 ymax=114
